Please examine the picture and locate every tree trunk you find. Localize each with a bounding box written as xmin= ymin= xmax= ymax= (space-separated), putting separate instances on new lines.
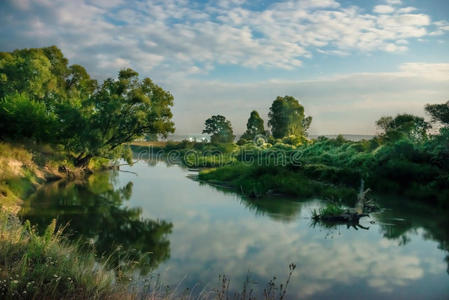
xmin=74 ymin=154 xmax=93 ymax=168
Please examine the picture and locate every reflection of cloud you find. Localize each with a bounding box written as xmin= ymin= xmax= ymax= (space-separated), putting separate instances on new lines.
xmin=118 ymin=162 xmax=449 ymax=298
xmin=158 ymin=213 xmax=430 ymax=297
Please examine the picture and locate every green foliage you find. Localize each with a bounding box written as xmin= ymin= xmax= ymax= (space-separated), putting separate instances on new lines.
xmin=65 ymin=68 xmax=175 ymax=166
xmin=268 ymin=96 xmax=312 ymax=139
xmin=0 ymin=46 xmax=175 ymax=167
xmin=202 ymin=115 xmax=235 ymax=143
xmin=0 ymin=93 xmax=57 ymax=142
xmin=199 ymin=120 xmax=449 ymax=206
xmin=281 ymin=135 xmax=309 ymax=146
xmin=239 ymin=110 xmax=265 ymax=142
xmin=425 ymin=101 xmax=449 ymax=126
xmin=313 ymin=203 xmax=345 ymax=218
xmin=376 ymin=114 xmax=430 ymax=143
xmin=0 ymin=212 xmax=119 ymax=299
xmin=199 ymin=163 xmax=356 ymax=201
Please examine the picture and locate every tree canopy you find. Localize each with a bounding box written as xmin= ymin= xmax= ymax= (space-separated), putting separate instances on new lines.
xmin=0 ymin=46 xmax=174 ymax=167
xmin=202 ymin=115 xmax=235 ymax=143
xmin=376 ymin=114 xmax=430 ymax=143
xmin=239 ymin=110 xmax=265 ymax=142
xmin=268 ymin=96 xmax=312 ymax=139
xmin=65 ymin=68 xmax=175 ymax=166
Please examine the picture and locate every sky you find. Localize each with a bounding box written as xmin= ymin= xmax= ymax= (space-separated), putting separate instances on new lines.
xmin=1 ymin=0 xmax=449 ymax=135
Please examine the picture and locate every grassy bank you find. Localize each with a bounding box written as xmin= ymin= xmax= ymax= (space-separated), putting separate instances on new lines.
xmin=0 ymin=212 xmax=124 ymax=299
xmin=195 ymin=131 xmax=449 ymax=206
xmin=0 ymin=142 xmax=127 ymax=299
xmin=198 ymin=163 xmax=357 ymax=203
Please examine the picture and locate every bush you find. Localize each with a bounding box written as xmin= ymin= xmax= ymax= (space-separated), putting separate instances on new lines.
xmin=0 ymin=93 xmax=57 ymax=143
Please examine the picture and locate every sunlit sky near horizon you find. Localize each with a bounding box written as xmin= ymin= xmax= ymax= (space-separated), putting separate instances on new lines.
xmin=1 ymin=0 xmax=449 ymax=134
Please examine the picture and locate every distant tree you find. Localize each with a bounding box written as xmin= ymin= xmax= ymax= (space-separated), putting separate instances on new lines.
xmin=268 ymin=96 xmax=312 ymax=138
xmin=202 ymin=115 xmax=235 ymax=143
xmin=425 ymin=101 xmax=449 ymax=126
xmin=376 ymin=114 xmax=430 ymax=143
xmin=239 ymin=110 xmax=265 ymax=142
xmin=376 ymin=116 xmax=394 ymax=133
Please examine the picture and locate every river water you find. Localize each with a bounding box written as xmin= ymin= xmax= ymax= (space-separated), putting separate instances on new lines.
xmin=20 ymin=159 xmax=449 ymax=299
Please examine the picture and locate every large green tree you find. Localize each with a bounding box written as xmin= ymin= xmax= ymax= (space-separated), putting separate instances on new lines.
xmin=202 ymin=115 xmax=235 ymax=143
xmin=66 ymin=68 xmax=175 ymax=167
xmin=239 ymin=110 xmax=265 ymax=142
xmin=268 ymin=96 xmax=312 ymax=138
xmin=0 ymin=46 xmax=175 ymax=167
xmin=376 ymin=114 xmax=430 ymax=143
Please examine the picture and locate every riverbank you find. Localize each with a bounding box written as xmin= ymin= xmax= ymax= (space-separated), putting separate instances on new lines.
xmin=0 ymin=142 xmax=130 ymax=299
xmin=0 ymin=141 xmax=109 ymax=213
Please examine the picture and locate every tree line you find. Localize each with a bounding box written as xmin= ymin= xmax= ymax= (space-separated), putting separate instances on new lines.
xmin=202 ymin=93 xmax=449 ymax=146
xmin=203 ymin=95 xmax=313 ymax=144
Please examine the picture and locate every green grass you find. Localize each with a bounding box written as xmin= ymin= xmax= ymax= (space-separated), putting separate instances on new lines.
xmin=312 ymin=203 xmax=345 ymax=219
xmin=199 ymin=163 xmax=357 ymax=202
xmin=0 ymin=212 xmax=122 ymax=299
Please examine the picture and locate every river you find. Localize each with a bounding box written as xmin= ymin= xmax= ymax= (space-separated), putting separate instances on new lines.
xmin=19 ymin=159 xmax=449 ymax=299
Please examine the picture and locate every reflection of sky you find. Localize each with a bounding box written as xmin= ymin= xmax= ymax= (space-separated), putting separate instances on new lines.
xmin=118 ymin=161 xmax=449 ymax=299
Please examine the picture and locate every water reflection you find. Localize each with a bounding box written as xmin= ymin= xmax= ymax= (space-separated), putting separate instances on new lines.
xmin=19 ymin=171 xmax=173 ymax=274
xmin=197 ymin=181 xmax=304 ymax=222
xmin=374 ymin=195 xmax=449 ymax=274
xmin=19 ymin=160 xmax=449 ymax=299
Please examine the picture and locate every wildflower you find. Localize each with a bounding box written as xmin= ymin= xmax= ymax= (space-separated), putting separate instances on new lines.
xmin=12 ymin=280 xmax=18 ymax=284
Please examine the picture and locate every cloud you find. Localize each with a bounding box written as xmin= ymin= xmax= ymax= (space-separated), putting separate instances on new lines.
xmin=1 ymin=0 xmax=448 ymax=134
xmin=374 ymin=5 xmax=395 ymax=14
xmin=0 ymin=0 xmax=446 ymax=79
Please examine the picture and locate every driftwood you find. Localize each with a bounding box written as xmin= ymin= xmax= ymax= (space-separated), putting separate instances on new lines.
xmin=312 ymin=210 xmax=370 ymax=230
xmin=313 ymin=186 xmax=377 ymax=229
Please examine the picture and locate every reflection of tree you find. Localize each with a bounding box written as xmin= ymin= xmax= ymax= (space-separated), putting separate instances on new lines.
xmin=19 ymin=172 xmax=172 ymax=274
xmin=375 ymin=195 xmax=449 ymax=274
xmin=239 ymin=196 xmax=303 ymax=222
xmin=197 ymin=180 xmax=303 ymax=222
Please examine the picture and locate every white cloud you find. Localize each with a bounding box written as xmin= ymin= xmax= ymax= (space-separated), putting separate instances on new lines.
xmin=398 ymin=7 xmax=417 ymax=14
xmin=0 ymin=0 xmax=446 ymax=79
xmin=430 ymin=20 xmax=449 ymax=36
xmin=374 ymin=5 xmax=395 ymax=14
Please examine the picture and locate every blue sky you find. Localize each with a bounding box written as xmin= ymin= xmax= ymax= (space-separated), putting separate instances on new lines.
xmin=1 ymin=0 xmax=449 ymax=134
